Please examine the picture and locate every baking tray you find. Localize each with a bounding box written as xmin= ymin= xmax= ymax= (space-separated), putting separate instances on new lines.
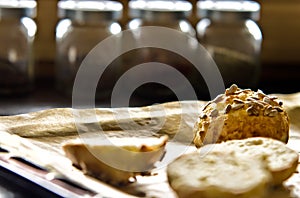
xmin=0 ymin=150 xmax=96 ymax=198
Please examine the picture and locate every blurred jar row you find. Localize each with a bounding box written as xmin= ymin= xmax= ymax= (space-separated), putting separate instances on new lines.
xmin=0 ymin=0 xmax=263 ymax=102
xmin=0 ymin=0 xmax=36 ymax=95
xmin=56 ymin=0 xmax=262 ymax=101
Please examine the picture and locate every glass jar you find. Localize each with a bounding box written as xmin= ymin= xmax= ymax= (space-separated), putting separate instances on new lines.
xmin=0 ymin=0 xmax=37 ymax=95
xmin=123 ymin=0 xmax=200 ymax=101
xmin=196 ymin=1 xmax=262 ymax=89
xmin=56 ymin=0 xmax=123 ymax=98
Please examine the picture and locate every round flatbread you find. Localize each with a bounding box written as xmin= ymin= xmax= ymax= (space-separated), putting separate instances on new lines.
xmin=167 ymin=137 xmax=298 ymax=198
xmin=217 ymin=137 xmax=299 ymax=185
xmin=167 ymin=149 xmax=271 ymax=198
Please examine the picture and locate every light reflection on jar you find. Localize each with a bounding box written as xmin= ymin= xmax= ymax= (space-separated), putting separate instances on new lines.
xmin=122 ymin=0 xmax=206 ymax=101
xmin=0 ymin=0 xmax=37 ymax=95
xmin=55 ymin=0 xmax=123 ymax=99
xmin=196 ymin=1 xmax=263 ymax=89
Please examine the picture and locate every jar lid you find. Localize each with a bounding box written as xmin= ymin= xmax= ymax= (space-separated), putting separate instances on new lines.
xmin=0 ymin=0 xmax=36 ymax=18
xmin=129 ymin=0 xmax=192 ymax=18
xmin=197 ymin=1 xmax=260 ymax=21
xmin=58 ymin=0 xmax=123 ymax=22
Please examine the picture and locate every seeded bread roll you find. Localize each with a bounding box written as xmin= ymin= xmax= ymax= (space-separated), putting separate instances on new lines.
xmin=216 ymin=137 xmax=299 ymax=185
xmin=193 ymin=84 xmax=290 ymax=147
xmin=167 ymin=149 xmax=271 ymax=198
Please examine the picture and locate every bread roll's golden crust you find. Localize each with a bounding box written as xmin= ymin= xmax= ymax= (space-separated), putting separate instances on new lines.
xmin=193 ymin=84 xmax=290 ymax=147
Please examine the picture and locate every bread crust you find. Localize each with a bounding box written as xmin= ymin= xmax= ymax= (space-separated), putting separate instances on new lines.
xmin=167 ymin=149 xmax=271 ymax=198
xmin=62 ymin=136 xmax=168 ymax=185
xmin=193 ymin=84 xmax=290 ymax=147
xmin=217 ymin=137 xmax=299 ymax=185
xmin=167 ymin=137 xmax=299 ymax=198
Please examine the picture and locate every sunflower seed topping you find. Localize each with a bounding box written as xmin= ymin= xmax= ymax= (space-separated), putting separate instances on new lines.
xmin=257 ymin=93 xmax=265 ymax=99
xmin=256 ymin=100 xmax=269 ymax=106
xmin=263 ymin=97 xmax=271 ymax=104
xmin=225 ymin=104 xmax=232 ymax=114
xmin=206 ymin=85 xmax=284 ymax=119
xmin=246 ymin=98 xmax=256 ymax=102
xmin=249 ymin=96 xmax=260 ymax=100
xmin=232 ymin=103 xmax=244 ymax=110
xmin=200 ymin=113 xmax=208 ymax=119
xmin=257 ymin=89 xmax=266 ymax=98
xmin=213 ymin=94 xmax=224 ymax=103
xmin=234 ymin=89 xmax=252 ymax=95
xmin=247 ymin=106 xmax=259 ymax=116
xmin=233 ymin=99 xmax=244 ymax=104
xmin=250 ymin=101 xmax=264 ymax=109
xmin=269 ymin=96 xmax=278 ymax=100
xmin=202 ymin=102 xmax=211 ymax=111
xmin=263 ymin=96 xmax=279 ymax=106
xmin=210 ymin=109 xmax=219 ymax=117
xmin=273 ymin=106 xmax=283 ymax=112
xmin=226 ymin=84 xmax=238 ymax=95
xmin=268 ymin=109 xmax=278 ymax=117
xmin=264 ymin=106 xmax=273 ymax=116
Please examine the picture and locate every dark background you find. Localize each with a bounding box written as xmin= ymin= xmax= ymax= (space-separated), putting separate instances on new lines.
xmin=1 ymin=0 xmax=300 ymax=115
